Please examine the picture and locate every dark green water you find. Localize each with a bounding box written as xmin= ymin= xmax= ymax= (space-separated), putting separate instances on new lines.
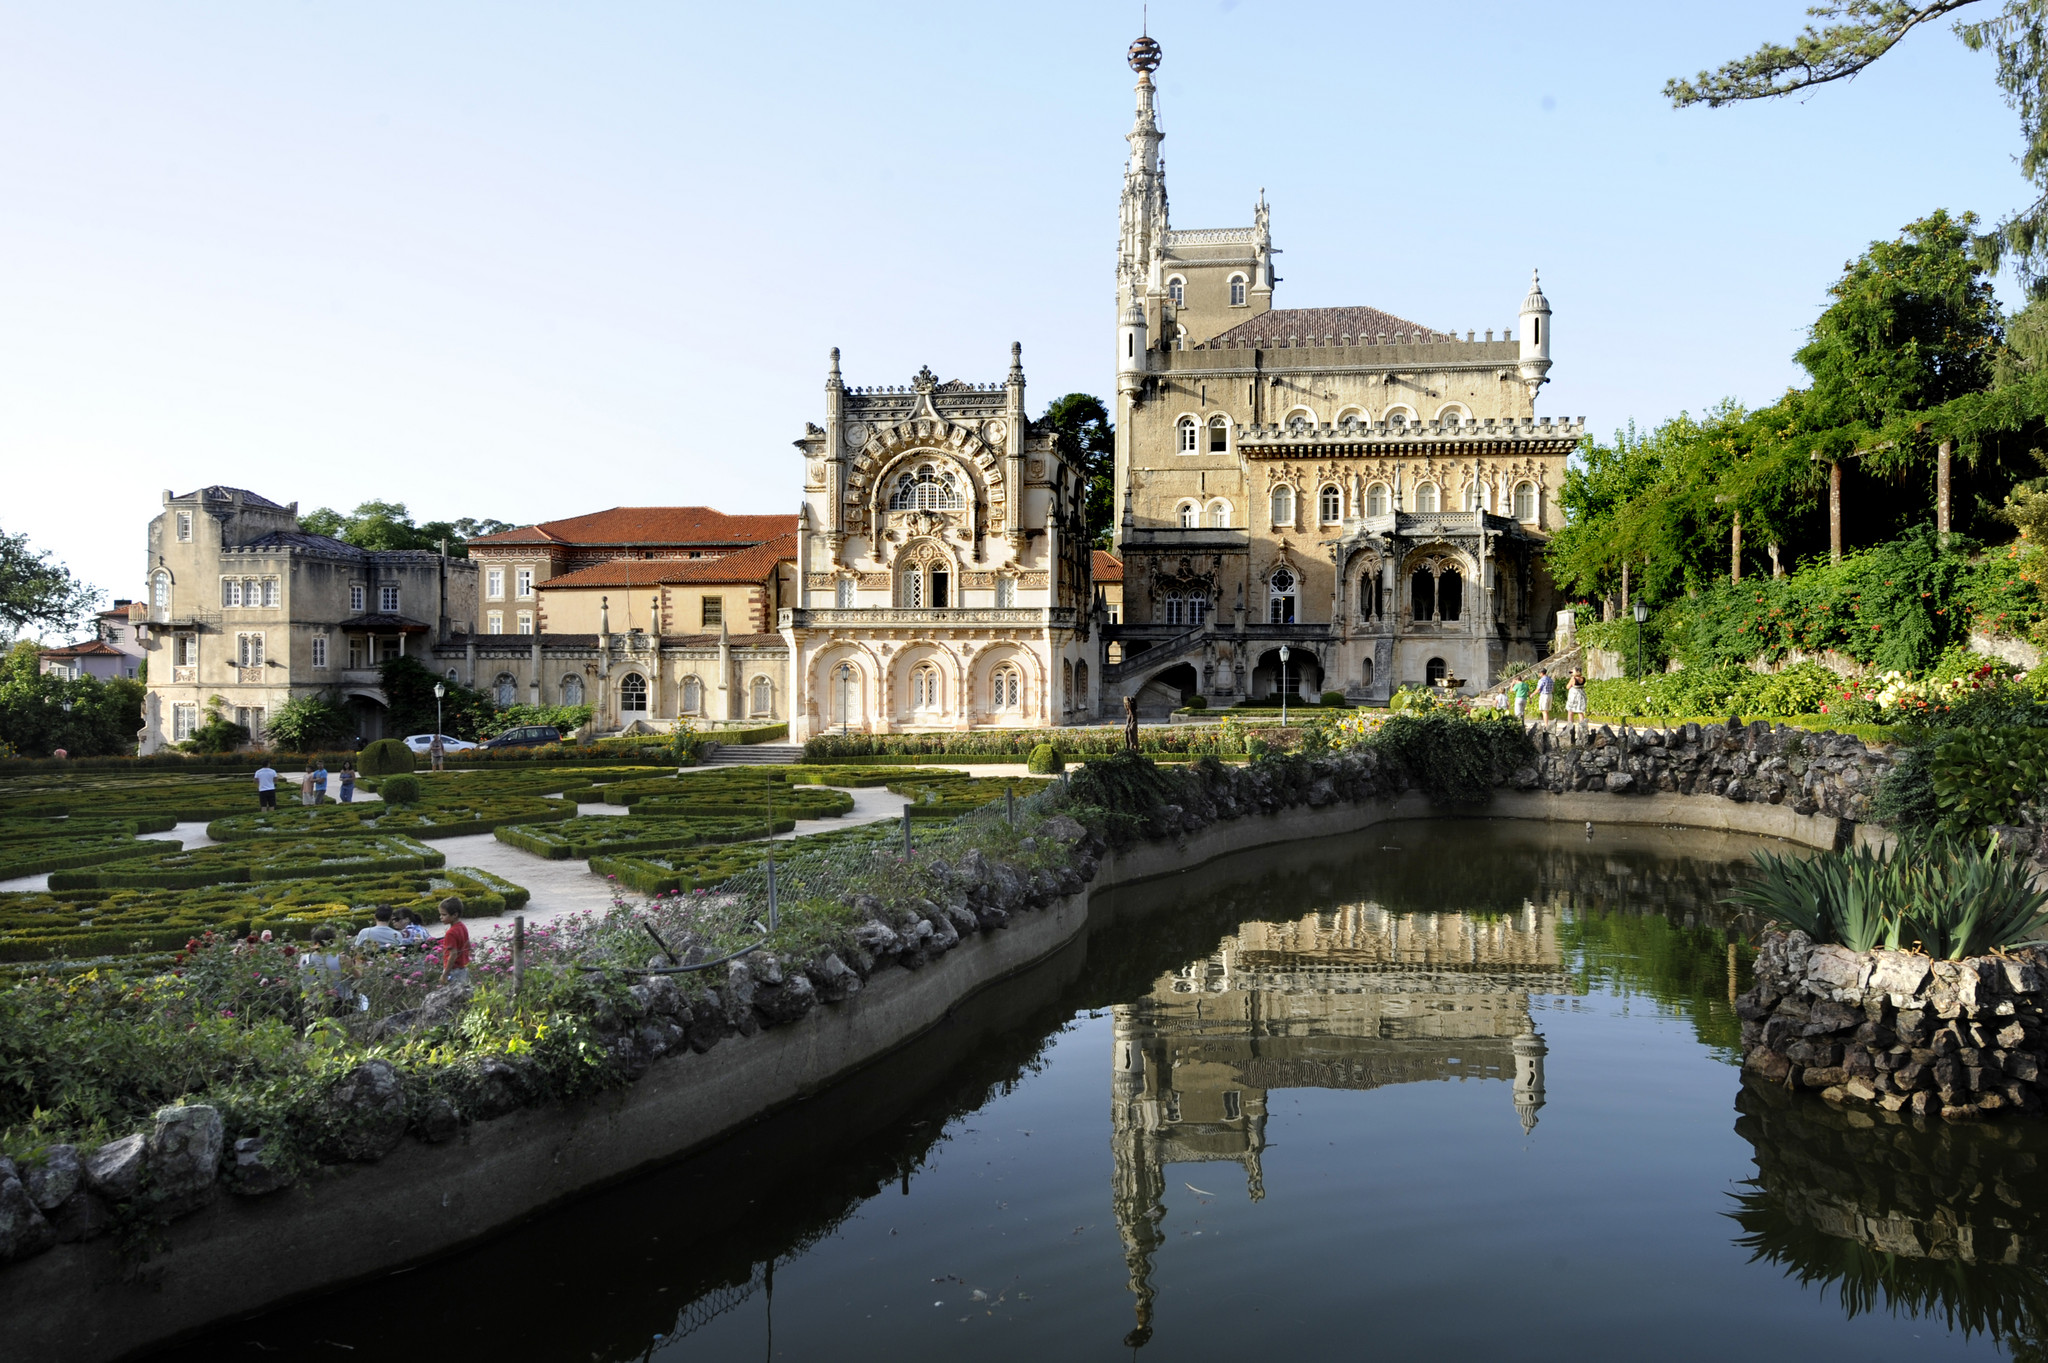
xmin=156 ymin=820 xmax=2048 ymax=1360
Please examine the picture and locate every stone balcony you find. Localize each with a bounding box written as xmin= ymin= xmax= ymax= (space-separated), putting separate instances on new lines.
xmin=781 ymin=606 xmax=1077 ymax=630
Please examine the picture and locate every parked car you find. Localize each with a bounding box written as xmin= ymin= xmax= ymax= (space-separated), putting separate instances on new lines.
xmin=403 ymin=733 xmax=478 ymax=755
xmin=480 ymin=725 xmax=563 ymax=750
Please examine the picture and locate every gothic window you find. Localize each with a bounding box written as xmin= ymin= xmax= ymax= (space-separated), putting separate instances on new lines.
xmin=930 ymin=566 xmax=949 ymax=607
xmin=1229 ymin=274 xmax=1247 ymax=306
xmin=911 ymin=663 xmax=942 ymax=711
xmin=1188 ymin=593 xmax=1209 ymax=626
xmin=1207 ymin=500 xmax=1232 ymax=528
xmin=1361 ymin=657 xmax=1375 ymax=688
xmin=1319 ymin=485 xmax=1343 ymax=524
xmin=153 ymin=571 xmax=171 ymax=620
xmin=1167 ymin=276 xmax=1185 ymax=306
xmin=619 ymin=673 xmax=648 ymax=713
xmin=750 ymin=675 xmax=773 ymax=714
xmin=1075 ymin=660 xmax=1089 ymax=710
xmin=1439 ymin=569 xmax=1464 ymax=621
xmin=1269 ymin=485 xmax=1295 ymax=527
xmin=1463 ymin=482 xmax=1480 ymax=512
xmin=835 ymin=576 xmax=854 ymax=608
xmin=889 ymin=463 xmax=964 ymax=510
xmin=901 ymin=567 xmax=923 ymax=608
xmin=1208 ymin=415 xmax=1229 ymax=452
xmin=1415 ymin=483 xmax=1440 ymax=513
xmin=1513 ymin=481 xmax=1538 ymax=522
xmin=681 ymin=675 xmax=702 ymax=714
xmin=1268 ymin=568 xmax=1297 ymax=624
xmin=1178 ymin=502 xmax=1198 ymax=529
xmin=992 ymin=663 xmax=1022 ymax=710
xmin=561 ymin=674 xmax=585 ymax=706
xmin=1177 ymin=416 xmax=1198 ymax=453
xmin=494 ymin=673 xmax=517 ymax=707
xmin=1365 ymin=482 xmax=1391 ymax=517
xmin=1163 ymin=593 xmax=1185 ymax=626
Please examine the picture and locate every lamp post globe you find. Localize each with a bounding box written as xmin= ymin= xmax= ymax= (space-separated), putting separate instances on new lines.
xmin=1279 ymin=645 xmax=1292 ymax=727
xmin=1632 ymin=601 xmax=1649 ymax=678
xmin=433 ymin=682 xmax=445 ymax=742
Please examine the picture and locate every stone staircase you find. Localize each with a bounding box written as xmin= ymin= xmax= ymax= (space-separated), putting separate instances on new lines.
xmin=702 ymin=742 xmax=805 ymax=766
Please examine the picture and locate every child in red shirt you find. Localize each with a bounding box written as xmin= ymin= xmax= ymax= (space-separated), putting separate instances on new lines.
xmin=437 ymin=897 xmax=472 ymax=985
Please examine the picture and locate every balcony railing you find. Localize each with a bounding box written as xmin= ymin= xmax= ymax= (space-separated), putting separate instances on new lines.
xmin=781 ymin=607 xmax=1077 ymax=629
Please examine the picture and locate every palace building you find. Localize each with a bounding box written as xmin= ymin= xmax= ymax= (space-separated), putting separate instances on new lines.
xmin=1104 ymin=33 xmax=1577 ymax=714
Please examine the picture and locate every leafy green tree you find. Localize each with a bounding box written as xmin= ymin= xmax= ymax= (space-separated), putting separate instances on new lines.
xmin=1042 ymin=394 xmax=1116 ymax=547
xmin=264 ymin=694 xmax=355 ymax=753
xmin=297 ymin=502 xmax=512 ymax=558
xmin=1667 ymin=1 xmax=2048 ymax=285
xmin=0 ymin=526 xmax=98 ymax=640
xmin=376 ymin=655 xmax=494 ymax=740
xmin=0 ymin=640 xmax=144 ymax=756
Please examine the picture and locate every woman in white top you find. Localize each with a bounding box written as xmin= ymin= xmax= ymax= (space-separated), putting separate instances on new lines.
xmin=1565 ymin=670 xmax=1588 ymax=721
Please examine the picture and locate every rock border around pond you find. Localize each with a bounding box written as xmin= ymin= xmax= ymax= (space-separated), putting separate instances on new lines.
xmin=1741 ymin=929 xmax=2048 ymax=1120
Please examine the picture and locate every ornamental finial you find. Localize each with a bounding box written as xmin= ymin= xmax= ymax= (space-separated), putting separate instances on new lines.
xmin=1128 ymin=32 xmax=1161 ymax=74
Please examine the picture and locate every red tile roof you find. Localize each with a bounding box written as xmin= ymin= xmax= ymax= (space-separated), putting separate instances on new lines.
xmin=40 ymin=640 xmax=125 ymax=658
xmin=1092 ymin=550 xmax=1124 ymax=583
xmin=540 ymin=534 xmax=796 ymax=590
xmin=469 ymin=507 xmax=795 ymax=549
xmin=1204 ymin=305 xmax=1442 ymax=348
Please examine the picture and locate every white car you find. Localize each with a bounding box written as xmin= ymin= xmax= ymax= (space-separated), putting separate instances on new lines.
xmin=403 ymin=733 xmax=478 ymax=754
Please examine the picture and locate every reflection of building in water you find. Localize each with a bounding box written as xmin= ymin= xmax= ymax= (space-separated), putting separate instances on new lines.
xmin=1112 ymin=903 xmax=1571 ymax=1344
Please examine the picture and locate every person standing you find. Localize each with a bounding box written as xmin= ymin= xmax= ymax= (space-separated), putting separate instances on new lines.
xmin=253 ymin=761 xmax=279 ymax=810
xmin=429 ymin=733 xmax=446 ymax=773
xmin=312 ymin=761 xmax=329 ymax=804
xmin=1536 ymin=669 xmax=1555 ymax=722
xmin=338 ymin=765 xmax=356 ymax=803
xmin=1566 ymin=670 xmax=1589 ymax=721
xmin=299 ymin=769 xmax=318 ymax=806
xmin=436 ymin=897 xmax=471 ymax=986
xmin=1509 ymin=674 xmax=1532 ymax=720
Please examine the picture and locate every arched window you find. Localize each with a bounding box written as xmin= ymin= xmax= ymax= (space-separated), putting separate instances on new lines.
xmin=1229 ymin=274 xmax=1247 ymax=306
xmin=829 ymin=662 xmax=860 ymax=727
xmin=1061 ymin=659 xmax=1075 ymax=713
xmin=898 ymin=554 xmax=951 ymax=609
xmin=1426 ymin=657 xmax=1447 ymax=687
xmin=888 ymin=463 xmax=964 ymax=510
xmin=1336 ymin=407 xmax=1368 ymax=428
xmin=911 ymin=663 xmax=942 ymax=711
xmin=1207 ymin=500 xmax=1232 ymax=528
xmin=1285 ymin=407 xmax=1315 ymax=430
xmin=1365 ymin=483 xmax=1391 ymax=517
xmin=1439 ymin=569 xmax=1464 ymax=621
xmin=1359 ymin=573 xmax=1379 ymax=618
xmin=1208 ymin=415 xmax=1229 ymax=452
xmin=1361 ymin=657 xmax=1375 ymax=688
xmin=681 ymin=675 xmax=702 ymax=714
xmin=1177 ymin=416 xmax=1198 ymax=453
xmin=1462 ymin=482 xmax=1480 ymax=513
xmin=1513 ymin=481 xmax=1538 ymax=522
xmin=1163 ymin=593 xmax=1185 ymax=626
xmin=991 ymin=663 xmax=1022 ymax=709
xmin=1179 ymin=502 xmax=1199 ymax=529
xmin=1074 ymin=660 xmax=1089 ymax=712
xmin=1438 ymin=407 xmax=1466 ymax=428
xmin=494 ymin=673 xmax=517 ymax=707
xmin=561 ymin=674 xmax=584 ymax=706
xmin=1319 ymin=485 xmax=1343 ymax=524
xmin=1268 ymin=568 xmax=1297 ymax=624
xmin=1188 ymin=592 xmax=1209 ymax=626
xmin=618 ymin=673 xmax=648 ymax=713
xmin=1167 ymin=276 xmax=1185 ymax=307
xmin=750 ymin=675 xmax=773 ymax=714
xmin=1269 ymin=485 xmax=1295 ymax=527
xmin=1414 ymin=483 xmax=1440 ymax=513
xmin=1386 ymin=409 xmax=1410 ymax=430
xmin=152 ymin=571 xmax=171 ymax=621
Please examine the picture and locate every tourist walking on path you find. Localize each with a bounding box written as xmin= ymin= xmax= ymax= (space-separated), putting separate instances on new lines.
xmin=1536 ymin=669 xmax=1555 ymax=722
xmin=1510 ymin=674 xmax=1532 ymax=720
xmin=436 ymin=897 xmax=471 ymax=986
xmin=338 ymin=765 xmax=355 ymax=803
xmin=312 ymin=761 xmax=329 ymax=804
xmin=253 ymin=761 xmax=278 ymax=810
xmin=1566 ymin=670 xmax=1588 ymax=721
xmin=429 ymin=733 xmax=445 ymax=772
xmin=299 ymin=769 xmax=318 ymax=806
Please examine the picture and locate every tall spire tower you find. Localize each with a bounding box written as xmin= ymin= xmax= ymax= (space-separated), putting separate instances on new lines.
xmin=1117 ymin=31 xmax=1166 ymax=380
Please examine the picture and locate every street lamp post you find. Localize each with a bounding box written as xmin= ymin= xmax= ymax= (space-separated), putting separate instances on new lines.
xmin=1278 ymin=645 xmax=1291 ymax=727
xmin=836 ymin=663 xmax=852 ymax=736
xmin=1632 ymin=600 xmax=1649 ymax=679
xmin=433 ymin=682 xmax=445 ymax=742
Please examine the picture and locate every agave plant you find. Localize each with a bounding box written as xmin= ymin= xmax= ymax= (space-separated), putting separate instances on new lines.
xmin=1726 ymin=834 xmax=2048 ymax=959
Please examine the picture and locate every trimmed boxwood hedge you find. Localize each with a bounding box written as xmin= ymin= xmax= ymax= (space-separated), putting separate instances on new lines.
xmin=589 ymin=821 xmax=893 ymax=895
xmin=369 ymin=767 xmax=671 ymax=800
xmin=0 ymin=814 xmax=179 ymax=842
xmin=46 ymin=833 xmax=445 ymax=890
xmin=887 ymin=774 xmax=1051 ymax=818
xmin=0 ymin=834 xmax=175 ymax=881
xmin=493 ymin=814 xmax=792 ymax=860
xmin=207 ymin=793 xmax=574 ymax=842
xmin=625 ymin=785 xmax=854 ymax=819
xmin=0 ymin=865 xmax=530 ymax=962
xmin=0 ymin=774 xmax=264 ymax=823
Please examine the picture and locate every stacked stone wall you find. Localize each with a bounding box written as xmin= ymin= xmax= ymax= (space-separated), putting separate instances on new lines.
xmin=1513 ymin=720 xmax=1889 ymax=821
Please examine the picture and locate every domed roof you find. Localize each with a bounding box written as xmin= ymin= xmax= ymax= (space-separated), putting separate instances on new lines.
xmin=1520 ymin=269 xmax=1551 ymax=314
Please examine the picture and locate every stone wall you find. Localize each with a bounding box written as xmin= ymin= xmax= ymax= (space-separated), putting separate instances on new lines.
xmin=1739 ymin=929 xmax=2048 ymax=1121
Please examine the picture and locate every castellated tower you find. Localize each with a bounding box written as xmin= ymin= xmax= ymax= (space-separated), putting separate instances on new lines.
xmin=1104 ymin=31 xmax=1584 ymax=716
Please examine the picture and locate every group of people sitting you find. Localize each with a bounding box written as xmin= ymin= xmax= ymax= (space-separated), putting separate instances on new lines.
xmin=297 ymin=896 xmax=472 ymax=1012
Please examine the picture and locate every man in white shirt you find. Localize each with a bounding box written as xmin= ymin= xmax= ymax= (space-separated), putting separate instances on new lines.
xmin=353 ymin=905 xmax=404 ymax=949
xmin=253 ymin=763 xmax=279 ymax=810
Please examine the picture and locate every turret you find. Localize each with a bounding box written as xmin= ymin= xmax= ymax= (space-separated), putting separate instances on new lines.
xmin=1518 ymin=270 xmax=1552 ymax=396
xmin=1118 ymin=298 xmax=1148 ymax=395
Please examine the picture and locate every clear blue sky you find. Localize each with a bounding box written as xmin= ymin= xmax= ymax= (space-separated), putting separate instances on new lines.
xmin=0 ymin=1 xmax=2028 ymax=622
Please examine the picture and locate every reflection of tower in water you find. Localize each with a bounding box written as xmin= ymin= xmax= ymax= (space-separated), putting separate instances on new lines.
xmin=1110 ymin=900 xmax=1568 ymax=1345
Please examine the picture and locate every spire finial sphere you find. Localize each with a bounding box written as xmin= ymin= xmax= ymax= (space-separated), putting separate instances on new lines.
xmin=1128 ymin=33 xmax=1161 ymax=73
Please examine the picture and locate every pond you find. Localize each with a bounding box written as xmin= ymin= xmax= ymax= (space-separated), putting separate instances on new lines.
xmin=154 ymin=819 xmax=2048 ymax=1360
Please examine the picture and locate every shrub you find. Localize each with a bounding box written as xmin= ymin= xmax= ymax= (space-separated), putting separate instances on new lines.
xmin=46 ymin=833 xmax=443 ymax=890
xmin=358 ymin=739 xmax=415 ymax=777
xmin=1027 ymin=743 xmax=1064 ymax=775
xmin=1926 ymin=727 xmax=2048 ymax=834
xmin=1320 ymin=691 xmax=1348 ymax=709
xmin=477 ymin=703 xmax=595 ymax=741
xmin=264 ymin=695 xmax=355 ymax=753
xmin=377 ymin=774 xmax=421 ymax=806
xmin=181 ymin=713 xmax=250 ymax=755
xmin=494 ymin=814 xmax=787 ymax=860
xmin=1728 ymin=835 xmax=2048 ymax=958
xmin=1369 ymin=710 xmax=1535 ymax=807
xmin=1182 ymin=695 xmax=1208 ymax=711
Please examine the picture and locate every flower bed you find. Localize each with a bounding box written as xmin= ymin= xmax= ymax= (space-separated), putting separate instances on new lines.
xmin=492 ymin=815 xmax=792 ymax=860
xmin=0 ymin=866 xmax=529 ymax=962
xmin=0 ymin=833 xmax=174 ymax=881
xmin=46 ymin=834 xmax=445 ymax=891
xmin=207 ymin=794 xmax=575 ymax=842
